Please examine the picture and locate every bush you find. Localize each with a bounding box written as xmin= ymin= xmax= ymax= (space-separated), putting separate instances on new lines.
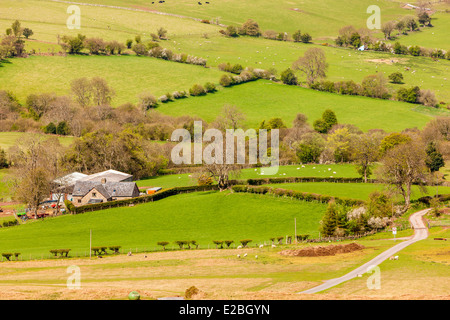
xmin=157 ymin=241 xmax=169 ymax=250
xmin=109 ymin=246 xmax=121 ymax=254
xmin=91 ymin=246 xmax=107 ymax=255
xmin=280 ymin=68 xmax=298 ymax=85
xmin=388 ymin=72 xmax=404 ymax=84
xmin=49 ymin=249 xmax=71 ymax=258
xmin=224 ymin=240 xmax=234 ymax=248
xmin=204 ymin=82 xmax=216 ymax=93
xmin=300 ymin=33 xmax=312 ymax=43
xmin=219 ymin=74 xmax=234 ymax=87
xmin=189 ymin=84 xmax=206 ymax=96
xmin=240 ymin=239 xmax=252 ymax=247
xmin=1 ymin=253 xmax=13 ymax=261
xmin=185 ymin=286 xmax=199 ymax=299
xmin=213 ymin=240 xmax=224 ymax=249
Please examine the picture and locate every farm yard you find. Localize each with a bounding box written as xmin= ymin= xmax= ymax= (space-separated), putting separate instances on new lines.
xmin=0 ymin=0 xmax=449 ymax=303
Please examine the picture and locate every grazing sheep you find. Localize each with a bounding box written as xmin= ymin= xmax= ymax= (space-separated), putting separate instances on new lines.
xmin=255 ymin=255 xmax=258 ymax=259
xmin=259 ymin=244 xmax=264 ymax=248
xmin=237 ymin=245 xmax=242 ymax=249
xmin=237 ymin=254 xmax=240 ymax=258
xmin=271 ymin=244 xmax=276 ymax=248
xmin=243 ymin=253 xmax=247 ymax=257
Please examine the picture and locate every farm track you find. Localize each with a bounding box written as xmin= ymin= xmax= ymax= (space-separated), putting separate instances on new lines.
xmin=298 ymin=208 xmax=431 ymax=294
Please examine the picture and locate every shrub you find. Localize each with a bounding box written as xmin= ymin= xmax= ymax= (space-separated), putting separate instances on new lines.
xmin=300 ymin=33 xmax=312 ymax=43
xmin=109 ymin=246 xmax=121 ymax=254
xmin=240 ymin=239 xmax=252 ymax=247
xmin=204 ymin=82 xmax=216 ymax=93
xmin=189 ymin=84 xmax=206 ymax=96
xmin=49 ymin=249 xmax=71 ymax=257
xmin=185 ymin=286 xmax=199 ymax=299
xmin=44 ymin=122 xmax=56 ymax=134
xmin=388 ymin=72 xmax=404 ymax=84
xmin=213 ymin=240 xmax=224 ymax=249
xmin=91 ymin=246 xmax=107 ymax=255
xmin=230 ymin=64 xmax=243 ymax=74
xmin=224 ymin=240 xmax=234 ymax=248
xmin=219 ymin=74 xmax=234 ymax=87
xmin=157 ymin=241 xmax=169 ymax=250
xmin=1 ymin=253 xmax=13 ymax=261
xmin=174 ymin=240 xmax=185 ymax=249
xmin=132 ymin=43 xmax=148 ymax=56
xmin=280 ymin=68 xmax=298 ymax=85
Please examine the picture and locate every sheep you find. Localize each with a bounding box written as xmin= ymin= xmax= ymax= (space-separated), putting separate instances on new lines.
xmin=243 ymin=253 xmax=247 ymax=257
xmin=237 ymin=245 xmax=242 ymax=249
xmin=255 ymin=255 xmax=258 ymax=259
xmin=237 ymin=254 xmax=240 ymax=258
xmin=259 ymin=244 xmax=264 ymax=248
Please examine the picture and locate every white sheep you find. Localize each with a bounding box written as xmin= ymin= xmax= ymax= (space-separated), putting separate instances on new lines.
xmin=237 ymin=254 xmax=240 ymax=258
xmin=243 ymin=253 xmax=247 ymax=257
xmin=259 ymin=244 xmax=264 ymax=248
xmin=237 ymin=245 xmax=242 ymax=249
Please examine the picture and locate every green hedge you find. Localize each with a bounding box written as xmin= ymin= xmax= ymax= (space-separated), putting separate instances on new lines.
xmin=238 ymin=177 xmax=372 ymax=186
xmin=231 ymin=185 xmax=365 ymax=207
xmin=417 ymin=194 xmax=450 ymax=205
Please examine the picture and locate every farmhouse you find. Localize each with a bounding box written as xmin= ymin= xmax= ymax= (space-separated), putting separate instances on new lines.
xmin=72 ymin=179 xmax=140 ymax=206
xmin=51 ymin=170 xmax=136 ymax=205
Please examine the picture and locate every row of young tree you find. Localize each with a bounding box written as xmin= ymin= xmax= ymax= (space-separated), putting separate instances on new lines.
xmin=220 ymin=19 xmax=312 ymax=44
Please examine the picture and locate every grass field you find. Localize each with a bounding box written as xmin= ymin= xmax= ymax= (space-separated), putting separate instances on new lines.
xmin=263 ymin=182 xmax=450 ymax=201
xmin=0 ymin=191 xmax=328 ymax=257
xmin=157 ymin=80 xmax=440 ymax=131
xmin=0 ymin=55 xmax=226 ymax=106
xmin=73 ymin=0 xmax=408 ymax=38
xmin=0 ymin=132 xmax=74 ymax=151
xmin=136 ymin=164 xmax=361 ymax=188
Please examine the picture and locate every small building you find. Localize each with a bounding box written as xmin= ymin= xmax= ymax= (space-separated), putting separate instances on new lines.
xmin=72 ymin=179 xmax=140 ymax=206
xmin=146 ymin=187 xmax=162 ymax=195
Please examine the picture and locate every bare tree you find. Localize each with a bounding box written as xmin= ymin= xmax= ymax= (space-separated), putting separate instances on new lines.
xmin=292 ymin=48 xmax=328 ymax=86
xmin=70 ymin=77 xmax=92 ymax=107
xmin=353 ymin=132 xmax=383 ymax=182
xmin=213 ymin=105 xmax=246 ymax=131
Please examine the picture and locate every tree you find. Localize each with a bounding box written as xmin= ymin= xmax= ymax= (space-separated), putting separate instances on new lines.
xmin=280 ymin=68 xmax=298 ymax=85
xmin=327 ymin=127 xmax=353 ymax=163
xmin=425 ymin=142 xmax=444 ymax=173
xmin=60 ymin=34 xmax=85 ymax=54
xmin=70 ymin=78 xmax=92 ymax=107
xmin=224 ymin=25 xmax=239 ymax=37
xmin=361 ymin=73 xmax=389 ymax=99
xmin=8 ymin=135 xmax=64 ymax=218
xmin=295 ymin=132 xmax=325 ymax=163
xmin=381 ymin=21 xmax=396 ymax=40
xmin=138 ymin=92 xmax=158 ymax=114
xmin=22 ymin=28 xmax=33 ymax=39
xmin=11 ymin=20 xmax=22 ymax=39
xmin=320 ymin=201 xmax=348 ymax=237
xmin=239 ymin=19 xmax=261 ymax=37
xmin=292 ymin=48 xmax=328 ymax=86
xmin=213 ymin=105 xmax=246 ymax=131
xmin=157 ymin=27 xmax=168 ymax=39
xmin=379 ymin=132 xmax=412 ymax=155
xmin=90 ymin=77 xmax=115 ymax=106
xmin=377 ymin=141 xmax=429 ymax=213
xmin=397 ymin=86 xmax=420 ymax=103
xmin=388 ymin=72 xmax=404 ymax=84
xmin=353 ymin=132 xmax=382 ymax=182
xmin=300 ymin=33 xmax=312 ymax=43
xmin=292 ymin=30 xmax=302 ymax=42
xmin=84 ymin=37 xmax=105 ymax=55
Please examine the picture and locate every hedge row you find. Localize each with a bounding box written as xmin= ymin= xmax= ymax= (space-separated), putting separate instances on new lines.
xmin=231 ymin=185 xmax=365 ymax=207
xmin=68 ymin=185 xmax=219 ymax=214
xmin=230 ymin=176 xmax=373 ymax=186
xmin=416 ymin=194 xmax=450 ymax=205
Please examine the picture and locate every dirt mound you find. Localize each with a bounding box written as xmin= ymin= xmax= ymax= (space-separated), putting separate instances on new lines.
xmin=280 ymin=243 xmax=365 ymax=257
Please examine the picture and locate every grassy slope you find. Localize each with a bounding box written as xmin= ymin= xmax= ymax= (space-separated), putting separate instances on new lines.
xmin=263 ymin=182 xmax=450 ymax=201
xmin=0 ymin=191 xmax=327 ymax=256
xmin=136 ymin=164 xmax=361 ymax=188
xmin=0 ymin=55 xmax=226 ymax=106
xmin=157 ymin=79 xmax=438 ymax=131
xmin=0 ymin=132 xmax=73 ymax=151
xmin=74 ymin=0 xmax=406 ymax=38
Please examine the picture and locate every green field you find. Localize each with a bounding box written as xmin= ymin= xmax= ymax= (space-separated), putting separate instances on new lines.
xmin=0 ymin=132 xmax=74 ymax=151
xmin=263 ymin=182 xmax=450 ymax=201
xmin=0 ymin=191 xmax=327 ymax=257
xmin=0 ymin=55 xmax=225 ymax=106
xmin=136 ymin=164 xmax=361 ymax=188
xmin=157 ymin=80 xmax=440 ymax=131
xmin=73 ymin=0 xmax=407 ymax=38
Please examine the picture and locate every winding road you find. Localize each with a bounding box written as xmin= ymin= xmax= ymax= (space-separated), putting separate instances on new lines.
xmin=299 ymin=208 xmax=431 ymax=294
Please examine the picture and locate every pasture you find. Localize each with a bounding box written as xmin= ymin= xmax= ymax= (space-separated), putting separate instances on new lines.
xmin=0 ymin=191 xmax=328 ymax=257
xmin=156 ymin=80 xmax=439 ymax=131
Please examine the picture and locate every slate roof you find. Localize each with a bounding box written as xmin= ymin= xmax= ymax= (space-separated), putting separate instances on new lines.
xmin=72 ymin=181 xmax=139 ymax=198
xmin=80 ymin=170 xmax=133 ymax=183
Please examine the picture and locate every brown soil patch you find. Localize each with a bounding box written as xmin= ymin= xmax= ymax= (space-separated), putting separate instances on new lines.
xmin=279 ymin=243 xmax=365 ymax=257
xmin=365 ymin=58 xmax=406 ymax=65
